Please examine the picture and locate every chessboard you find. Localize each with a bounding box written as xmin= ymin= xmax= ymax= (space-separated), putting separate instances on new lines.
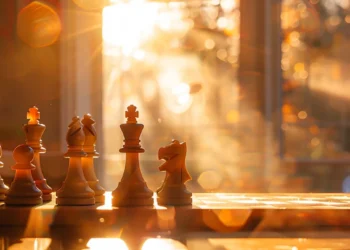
xmin=1 ymin=192 xmax=350 ymax=238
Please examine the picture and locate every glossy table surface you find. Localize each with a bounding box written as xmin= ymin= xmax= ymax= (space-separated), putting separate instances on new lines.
xmin=2 ymin=237 xmax=350 ymax=250
xmin=0 ymin=192 xmax=350 ymax=248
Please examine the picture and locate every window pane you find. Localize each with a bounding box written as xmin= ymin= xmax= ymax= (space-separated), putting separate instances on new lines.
xmin=282 ymin=0 xmax=350 ymax=160
xmin=102 ymin=0 xmax=240 ymax=191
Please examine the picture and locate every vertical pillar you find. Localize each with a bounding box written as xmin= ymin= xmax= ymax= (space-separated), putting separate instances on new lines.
xmin=238 ymin=0 xmax=282 ymax=191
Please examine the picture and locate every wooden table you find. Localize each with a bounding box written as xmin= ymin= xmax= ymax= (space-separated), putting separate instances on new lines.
xmin=1 ymin=192 xmax=350 ymax=239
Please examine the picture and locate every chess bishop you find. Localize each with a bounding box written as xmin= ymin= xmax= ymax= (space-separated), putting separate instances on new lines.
xmin=56 ymin=116 xmax=95 ymax=205
xmin=81 ymin=114 xmax=105 ymax=203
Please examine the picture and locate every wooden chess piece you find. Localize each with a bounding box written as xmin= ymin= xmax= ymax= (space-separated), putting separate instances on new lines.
xmin=157 ymin=140 xmax=192 ymax=206
xmin=0 ymin=145 xmax=9 ymax=200
xmin=81 ymin=114 xmax=105 ymax=203
xmin=5 ymin=144 xmax=43 ymax=205
xmin=24 ymin=106 xmax=53 ymax=201
xmin=112 ymin=105 xmax=153 ymax=206
xmin=56 ymin=116 xmax=95 ymax=206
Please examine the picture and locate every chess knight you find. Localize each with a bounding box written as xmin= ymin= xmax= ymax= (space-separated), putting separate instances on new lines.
xmin=157 ymin=140 xmax=192 ymax=206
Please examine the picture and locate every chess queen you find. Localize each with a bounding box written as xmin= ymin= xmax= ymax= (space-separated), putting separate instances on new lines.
xmin=112 ymin=105 xmax=153 ymax=206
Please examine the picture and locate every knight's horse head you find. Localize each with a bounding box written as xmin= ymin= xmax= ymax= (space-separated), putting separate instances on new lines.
xmin=158 ymin=140 xmax=186 ymax=161
xmin=158 ymin=140 xmax=191 ymax=183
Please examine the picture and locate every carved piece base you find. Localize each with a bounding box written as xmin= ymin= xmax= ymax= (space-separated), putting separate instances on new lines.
xmin=0 ymin=187 xmax=8 ymax=201
xmin=112 ymin=181 xmax=153 ymax=207
xmin=157 ymin=184 xmax=192 ymax=206
xmin=42 ymin=193 xmax=52 ymax=202
xmin=5 ymin=196 xmax=42 ymax=206
xmin=0 ymin=179 xmax=9 ymax=201
xmin=112 ymin=196 xmax=153 ymax=207
xmin=35 ymin=179 xmax=52 ymax=202
xmin=56 ymin=197 xmax=95 ymax=206
xmin=95 ymin=195 xmax=105 ymax=204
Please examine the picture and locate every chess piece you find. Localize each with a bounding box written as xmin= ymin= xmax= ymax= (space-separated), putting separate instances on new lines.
xmin=56 ymin=116 xmax=95 ymax=205
xmin=81 ymin=114 xmax=105 ymax=203
xmin=5 ymin=144 xmax=43 ymax=205
xmin=112 ymin=105 xmax=153 ymax=206
xmin=24 ymin=106 xmax=53 ymax=201
xmin=0 ymin=145 xmax=9 ymax=200
xmin=157 ymin=140 xmax=192 ymax=206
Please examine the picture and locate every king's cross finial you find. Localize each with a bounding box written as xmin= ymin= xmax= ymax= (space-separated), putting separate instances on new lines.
xmin=27 ymin=106 xmax=40 ymax=125
xmin=125 ymin=105 xmax=138 ymax=124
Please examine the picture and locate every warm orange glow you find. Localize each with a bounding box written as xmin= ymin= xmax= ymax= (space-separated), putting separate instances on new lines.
xmin=8 ymin=238 xmax=51 ymax=250
xmin=17 ymin=1 xmax=61 ymax=48
xmin=103 ymin=2 xmax=159 ymax=55
xmin=73 ymin=0 xmax=106 ymax=10
xmin=87 ymin=238 xmax=128 ymax=250
xmin=27 ymin=106 xmax=40 ymax=125
xmin=142 ymin=238 xmax=187 ymax=250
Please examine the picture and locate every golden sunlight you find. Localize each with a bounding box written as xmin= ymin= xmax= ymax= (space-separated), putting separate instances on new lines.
xmin=87 ymin=238 xmax=128 ymax=250
xmin=102 ymin=2 xmax=159 ymax=55
xmin=142 ymin=238 xmax=187 ymax=250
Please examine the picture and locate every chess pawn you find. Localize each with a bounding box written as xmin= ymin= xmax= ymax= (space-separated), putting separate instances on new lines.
xmin=81 ymin=114 xmax=105 ymax=203
xmin=56 ymin=116 xmax=95 ymax=205
xmin=112 ymin=105 xmax=153 ymax=206
xmin=24 ymin=106 xmax=52 ymax=201
xmin=5 ymin=144 xmax=43 ymax=205
xmin=157 ymin=140 xmax=192 ymax=206
xmin=0 ymin=145 xmax=9 ymax=200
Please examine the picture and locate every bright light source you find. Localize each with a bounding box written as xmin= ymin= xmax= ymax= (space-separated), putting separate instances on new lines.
xmin=102 ymin=2 xmax=159 ymax=54
xmin=87 ymin=238 xmax=128 ymax=250
xmin=142 ymin=238 xmax=187 ymax=250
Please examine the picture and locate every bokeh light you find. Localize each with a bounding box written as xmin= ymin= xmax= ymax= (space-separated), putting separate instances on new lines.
xmin=17 ymin=1 xmax=61 ymax=48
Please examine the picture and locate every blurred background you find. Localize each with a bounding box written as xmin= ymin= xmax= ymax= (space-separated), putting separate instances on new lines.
xmin=1 ymin=0 xmax=350 ymax=193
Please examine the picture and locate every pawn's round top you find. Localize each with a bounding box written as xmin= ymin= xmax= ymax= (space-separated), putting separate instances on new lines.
xmin=13 ymin=144 xmax=34 ymax=164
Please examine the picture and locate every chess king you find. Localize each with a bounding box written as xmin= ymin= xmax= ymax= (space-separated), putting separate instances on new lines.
xmin=157 ymin=140 xmax=192 ymax=206
xmin=0 ymin=145 xmax=9 ymax=200
xmin=112 ymin=105 xmax=153 ymax=206
xmin=23 ymin=106 xmax=52 ymax=201
xmin=56 ymin=116 xmax=95 ymax=205
xmin=81 ymin=114 xmax=105 ymax=203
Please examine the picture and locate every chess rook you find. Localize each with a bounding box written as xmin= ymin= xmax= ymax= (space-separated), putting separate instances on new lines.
xmin=56 ymin=116 xmax=95 ymax=206
xmin=112 ymin=105 xmax=153 ymax=206
xmin=0 ymin=145 xmax=9 ymax=200
xmin=23 ymin=106 xmax=52 ymax=201
xmin=5 ymin=144 xmax=43 ymax=205
xmin=81 ymin=114 xmax=105 ymax=203
xmin=157 ymin=140 xmax=192 ymax=206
